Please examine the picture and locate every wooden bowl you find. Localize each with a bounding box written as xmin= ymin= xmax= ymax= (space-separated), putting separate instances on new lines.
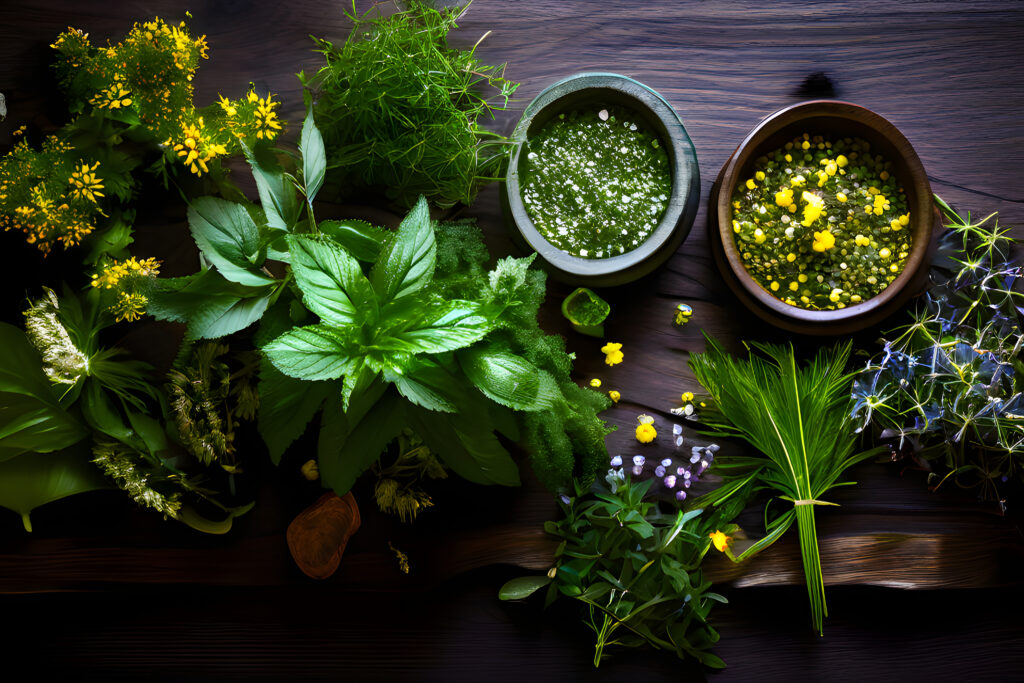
xmin=502 ymin=72 xmax=700 ymax=287
xmin=710 ymin=100 xmax=935 ymax=335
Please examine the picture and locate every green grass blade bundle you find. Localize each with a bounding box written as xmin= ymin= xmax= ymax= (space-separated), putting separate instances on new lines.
xmin=688 ymin=335 xmax=883 ymax=634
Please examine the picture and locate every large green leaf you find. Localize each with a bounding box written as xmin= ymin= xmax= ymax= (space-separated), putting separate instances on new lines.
xmin=0 ymin=323 xmax=88 ymax=459
xmin=188 ymin=196 xmax=275 ymax=287
xmin=370 ymin=196 xmax=435 ymax=303
xmin=300 ymin=109 xmax=326 ymax=206
xmin=388 ymin=300 xmax=491 ymax=354
xmin=458 ymin=346 xmax=561 ymax=412
xmin=242 ymin=141 xmax=301 ymax=232
xmin=408 ymin=406 xmax=520 ymax=487
xmin=0 ymin=447 xmax=112 ymax=532
xmin=317 ymin=385 xmax=401 ymax=495
xmin=318 ymin=219 xmax=386 ymax=263
xmin=257 ymin=358 xmax=335 ymax=464
xmin=147 ymin=270 xmax=274 ymax=340
xmin=287 ymin=235 xmax=377 ymax=326
xmin=263 ymin=323 xmax=355 ymax=381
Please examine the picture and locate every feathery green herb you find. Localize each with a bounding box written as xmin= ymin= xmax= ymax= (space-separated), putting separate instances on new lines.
xmin=303 ymin=0 xmax=519 ymax=209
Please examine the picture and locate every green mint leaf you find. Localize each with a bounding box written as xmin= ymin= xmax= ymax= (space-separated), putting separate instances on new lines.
xmin=317 ymin=385 xmax=403 ymax=495
xmin=408 ymin=406 xmax=520 ymax=487
xmin=241 ymin=141 xmax=301 ymax=232
xmin=0 ymin=323 xmax=88 ymax=458
xmin=300 ymin=109 xmax=327 ymax=206
xmin=263 ymin=323 xmax=355 ymax=381
xmin=388 ymin=300 xmax=491 ymax=354
xmin=370 ymin=196 xmax=435 ymax=303
xmin=147 ymin=270 xmax=274 ymax=340
xmin=385 ymin=361 xmax=458 ymax=413
xmin=188 ymin=196 xmax=275 ymax=287
xmin=458 ymin=346 xmax=561 ymax=412
xmin=257 ymin=358 xmax=335 ymax=465
xmin=318 ymin=219 xmax=387 ymax=263
xmin=287 ymin=234 xmax=377 ymax=326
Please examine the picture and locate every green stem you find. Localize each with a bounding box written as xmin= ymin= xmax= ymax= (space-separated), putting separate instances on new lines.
xmin=795 ymin=504 xmax=827 ymax=635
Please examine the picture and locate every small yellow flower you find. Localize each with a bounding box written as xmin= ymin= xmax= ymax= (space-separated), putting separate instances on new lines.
xmin=589 ymin=378 xmax=602 ymax=388
xmin=681 ymin=392 xmax=694 ymax=402
xmin=812 ymin=229 xmax=835 ymax=252
xmin=836 ymin=192 xmax=847 ymax=203
xmin=774 ymin=187 xmax=794 ymax=208
xmin=710 ymin=530 xmax=731 ymax=553
xmin=800 ymin=191 xmax=825 ymax=227
xmin=301 ymin=459 xmax=319 ymax=481
xmin=786 ymin=252 xmax=797 ymax=263
xmin=635 ymin=423 xmax=657 ymax=444
xmin=608 ymin=390 xmax=620 ymax=403
xmin=855 ymin=234 xmax=871 ymax=247
xmin=836 ymin=154 xmax=849 ymax=168
xmin=770 ymin=281 xmax=780 ymax=291
xmin=745 ymin=178 xmax=756 ymax=190
xmin=601 ymin=342 xmax=624 ymax=366
xmin=879 ymin=247 xmax=892 ymax=259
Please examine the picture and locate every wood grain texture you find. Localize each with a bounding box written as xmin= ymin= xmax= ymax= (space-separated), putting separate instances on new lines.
xmin=1 ymin=0 xmax=1024 ymax=679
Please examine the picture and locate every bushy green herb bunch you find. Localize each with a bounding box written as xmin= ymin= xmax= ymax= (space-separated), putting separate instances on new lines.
xmin=148 ymin=112 xmax=611 ymax=497
xmin=852 ymin=197 xmax=1024 ymax=501
xmin=500 ymin=473 xmax=728 ymax=669
xmin=303 ymin=0 xmax=519 ymax=208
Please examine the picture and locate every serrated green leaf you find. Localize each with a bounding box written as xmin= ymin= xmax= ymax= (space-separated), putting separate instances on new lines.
xmin=263 ymin=323 xmax=355 ymax=381
xmin=0 ymin=446 xmax=112 ymax=532
xmin=257 ymin=358 xmax=335 ymax=465
xmin=498 ymin=575 xmax=552 ymax=601
xmin=318 ymin=219 xmax=386 ymax=263
xmin=188 ymin=197 xmax=276 ymax=287
xmin=388 ymin=300 xmax=491 ymax=354
xmin=242 ymin=141 xmax=301 ymax=232
xmin=300 ymin=109 xmax=326 ymax=205
xmin=287 ymin=234 xmax=377 ymax=326
xmin=386 ymin=361 xmax=457 ymax=413
xmin=0 ymin=323 xmax=88 ymax=458
xmin=458 ymin=346 xmax=561 ymax=412
xmin=147 ymin=270 xmax=274 ymax=340
xmin=370 ymin=196 xmax=435 ymax=303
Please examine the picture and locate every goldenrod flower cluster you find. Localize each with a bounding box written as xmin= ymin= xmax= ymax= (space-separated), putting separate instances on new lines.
xmin=51 ymin=17 xmax=283 ymax=178
xmin=91 ymin=256 xmax=160 ymax=322
xmin=0 ymin=131 xmax=106 ymax=253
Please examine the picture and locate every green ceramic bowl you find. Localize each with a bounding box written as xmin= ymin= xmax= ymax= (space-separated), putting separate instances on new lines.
xmin=502 ymin=72 xmax=699 ymax=287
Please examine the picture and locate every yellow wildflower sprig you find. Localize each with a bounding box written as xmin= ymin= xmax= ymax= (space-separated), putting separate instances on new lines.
xmin=0 ymin=134 xmax=106 ymax=253
xmin=91 ymin=256 xmax=161 ymax=322
xmin=51 ymin=17 xmax=284 ymax=179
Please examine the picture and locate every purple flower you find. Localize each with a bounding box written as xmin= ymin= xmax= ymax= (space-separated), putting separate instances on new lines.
xmin=610 ymin=455 xmax=622 ymax=467
xmin=664 ymin=474 xmax=677 ymax=488
xmin=632 ymin=465 xmax=643 ymax=476
xmin=655 ymin=465 xmax=666 ymax=478
xmin=633 ymin=455 xmax=646 ymax=467
xmin=559 ymin=495 xmax=571 ymax=505
xmin=661 ymin=458 xmax=673 ymax=467
xmin=676 ymin=490 xmax=687 ymax=501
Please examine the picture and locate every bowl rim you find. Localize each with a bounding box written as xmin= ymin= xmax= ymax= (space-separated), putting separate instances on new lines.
xmin=505 ymin=72 xmax=699 ymax=279
xmin=715 ymin=99 xmax=933 ymax=323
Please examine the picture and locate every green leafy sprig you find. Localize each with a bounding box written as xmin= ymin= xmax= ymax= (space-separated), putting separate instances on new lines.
xmin=500 ymin=475 xmax=727 ymax=669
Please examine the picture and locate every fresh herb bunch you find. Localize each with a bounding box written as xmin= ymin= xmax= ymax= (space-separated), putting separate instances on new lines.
xmin=303 ymin=0 xmax=519 ymax=208
xmin=689 ymin=336 xmax=883 ymax=634
xmin=852 ymin=197 xmax=1024 ymax=502
xmin=0 ymin=287 xmax=250 ymax=532
xmin=373 ymin=430 xmax=447 ymax=522
xmin=499 ymin=473 xmax=728 ymax=669
xmin=148 ymin=112 xmax=611 ymax=496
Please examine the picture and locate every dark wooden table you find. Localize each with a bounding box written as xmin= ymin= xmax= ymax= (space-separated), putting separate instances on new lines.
xmin=2 ymin=1 xmax=1023 ymax=680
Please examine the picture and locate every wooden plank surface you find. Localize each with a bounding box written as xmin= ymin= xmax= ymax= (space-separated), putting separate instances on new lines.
xmin=1 ymin=0 xmax=1023 ymax=679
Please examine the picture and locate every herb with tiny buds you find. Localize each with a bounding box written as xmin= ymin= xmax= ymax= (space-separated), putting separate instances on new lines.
xmin=852 ymin=196 xmax=1024 ymax=503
